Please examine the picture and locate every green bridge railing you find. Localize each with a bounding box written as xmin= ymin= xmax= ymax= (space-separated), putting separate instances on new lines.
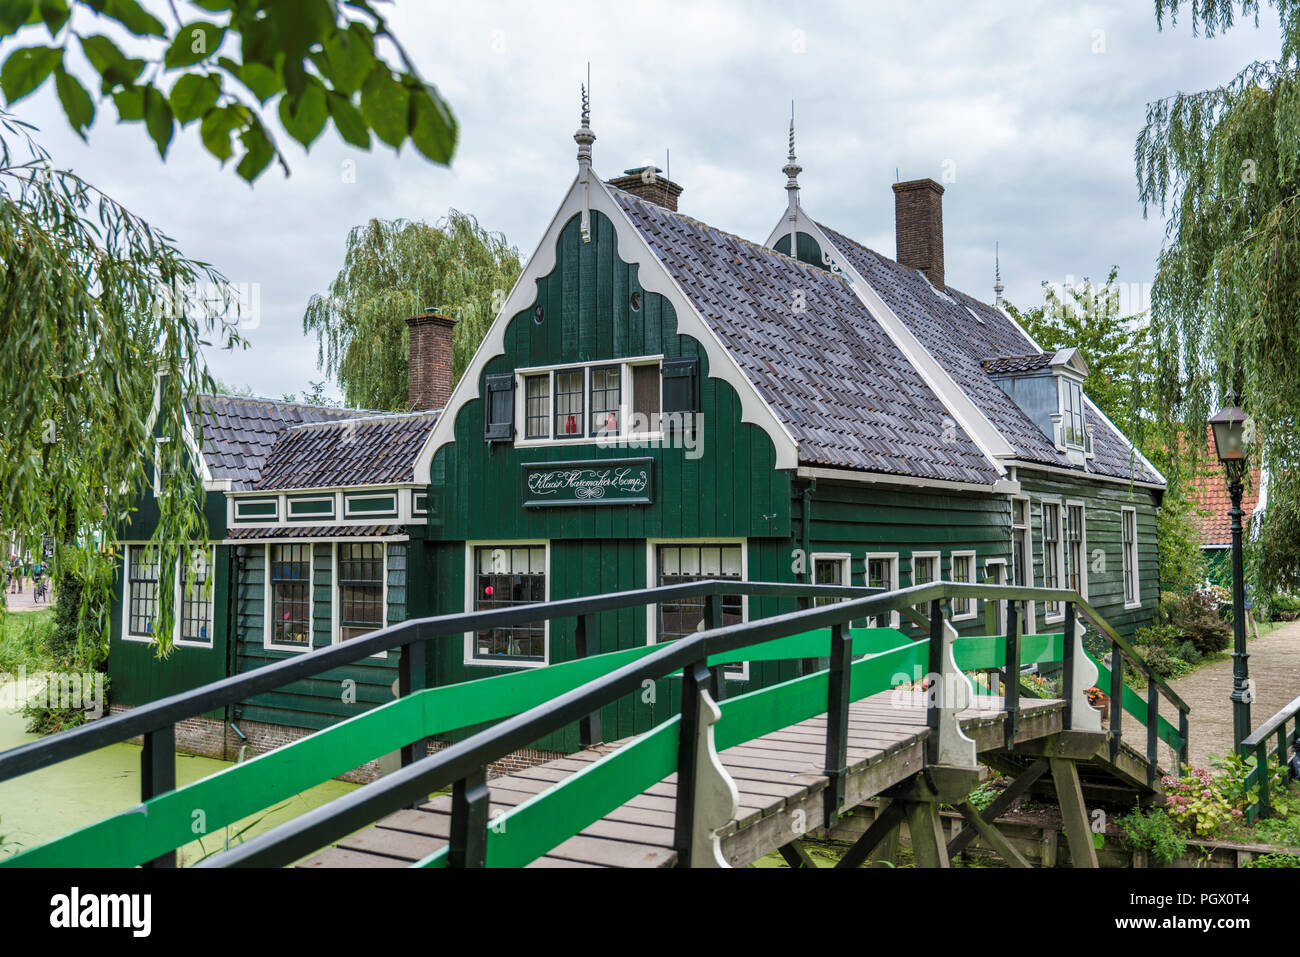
xmin=0 ymin=580 xmax=1188 ymax=868
xmin=1242 ymin=694 xmax=1300 ymax=822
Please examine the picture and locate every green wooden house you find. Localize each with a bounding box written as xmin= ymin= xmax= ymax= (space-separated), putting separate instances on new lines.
xmin=107 ymin=107 xmax=1166 ymax=765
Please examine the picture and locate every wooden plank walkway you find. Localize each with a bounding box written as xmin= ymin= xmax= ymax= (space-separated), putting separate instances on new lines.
xmin=300 ymin=692 xmax=1066 ymax=869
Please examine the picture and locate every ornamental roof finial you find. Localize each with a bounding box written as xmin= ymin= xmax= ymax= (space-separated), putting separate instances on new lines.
xmin=783 ymin=103 xmax=802 ymax=201
xmin=994 ymin=242 xmax=1005 ymax=308
xmin=575 ymin=82 xmax=595 ymax=174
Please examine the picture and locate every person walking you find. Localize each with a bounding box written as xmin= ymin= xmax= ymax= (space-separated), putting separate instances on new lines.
xmin=9 ymin=555 xmax=21 ymax=594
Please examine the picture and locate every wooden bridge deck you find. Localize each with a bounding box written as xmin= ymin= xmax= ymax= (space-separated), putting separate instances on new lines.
xmin=301 ymin=691 xmax=1069 ymax=869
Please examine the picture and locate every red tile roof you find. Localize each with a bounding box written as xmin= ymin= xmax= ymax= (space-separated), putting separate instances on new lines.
xmin=1189 ymin=426 xmax=1263 ymax=547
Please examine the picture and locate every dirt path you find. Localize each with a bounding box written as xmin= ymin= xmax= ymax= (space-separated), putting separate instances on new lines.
xmin=1163 ymin=620 xmax=1300 ymax=769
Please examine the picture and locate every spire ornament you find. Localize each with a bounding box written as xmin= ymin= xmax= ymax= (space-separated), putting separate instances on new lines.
xmin=783 ymin=104 xmax=802 ymax=255
xmin=994 ymin=242 xmax=1005 ymax=308
xmin=574 ymin=82 xmax=595 ymax=242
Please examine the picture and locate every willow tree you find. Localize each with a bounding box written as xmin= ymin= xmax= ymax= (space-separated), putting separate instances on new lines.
xmin=0 ymin=113 xmax=244 ymax=658
xmin=303 ymin=211 xmax=522 ymax=411
xmin=1136 ymin=0 xmax=1300 ymax=594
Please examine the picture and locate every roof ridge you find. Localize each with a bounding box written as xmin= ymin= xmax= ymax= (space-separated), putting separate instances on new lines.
xmin=284 ymin=410 xmax=439 ymax=432
xmin=197 ymin=391 xmax=372 ymax=415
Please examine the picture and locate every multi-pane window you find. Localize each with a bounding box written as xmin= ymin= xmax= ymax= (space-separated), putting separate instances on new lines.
xmin=866 ymin=555 xmax=899 ymax=627
xmin=1011 ymin=499 xmax=1031 ymax=588
xmin=473 ymin=545 xmax=546 ymax=661
xmin=1065 ymin=504 xmax=1085 ymax=597
xmin=127 ymin=545 xmax=161 ymax=637
xmin=1042 ymin=502 xmax=1062 ymax=617
xmin=1062 ymin=379 xmax=1085 ymax=448
xmin=951 ymin=552 xmax=975 ymax=618
xmin=338 ymin=543 xmax=385 ymax=641
xmin=912 ymin=553 xmax=938 ymax=614
xmin=554 ymin=370 xmax=584 ymax=438
xmin=179 ymin=547 xmax=213 ymax=644
xmin=656 ymin=544 xmax=744 ymax=654
xmin=525 ymin=374 xmax=550 ymax=439
xmin=1122 ymin=508 xmax=1139 ymax=606
xmin=590 ymin=365 xmax=621 ymax=436
xmin=812 ymin=555 xmax=848 ymax=608
xmin=269 ymin=544 xmax=312 ymax=648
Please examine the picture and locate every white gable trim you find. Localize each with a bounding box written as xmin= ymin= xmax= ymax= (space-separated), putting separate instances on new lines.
xmin=767 ymin=211 xmax=1011 ymax=472
xmin=416 ymin=175 xmax=800 ymax=478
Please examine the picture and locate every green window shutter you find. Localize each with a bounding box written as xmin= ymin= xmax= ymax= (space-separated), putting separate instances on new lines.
xmin=661 ymin=357 xmax=700 ymax=414
xmin=484 ymin=374 xmax=515 ymax=442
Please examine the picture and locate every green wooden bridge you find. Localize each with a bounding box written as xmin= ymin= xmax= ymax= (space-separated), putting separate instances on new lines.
xmin=0 ymin=581 xmax=1196 ymax=868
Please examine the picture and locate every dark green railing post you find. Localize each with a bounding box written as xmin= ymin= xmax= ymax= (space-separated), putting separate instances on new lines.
xmin=575 ymin=614 xmax=602 ymax=747
xmin=1109 ymin=644 xmax=1124 ymax=764
xmin=796 ymin=595 xmax=816 ymax=677
xmin=1178 ymin=709 xmax=1190 ymax=770
xmin=447 ymin=768 xmax=490 ymax=867
xmin=927 ymin=599 xmax=946 ymax=760
xmin=673 ymin=657 xmax=711 ymax=866
xmin=704 ymin=594 xmax=726 ymax=702
xmin=1146 ymin=682 xmax=1159 ymax=787
xmin=1255 ymin=741 xmax=1271 ymax=820
xmin=823 ymin=621 xmax=852 ymax=827
xmin=1061 ymin=601 xmax=1076 ymax=728
xmin=141 ymin=725 xmax=177 ymax=868
xmin=399 ymin=637 xmax=428 ymax=768
xmin=1002 ymin=601 xmax=1020 ymax=750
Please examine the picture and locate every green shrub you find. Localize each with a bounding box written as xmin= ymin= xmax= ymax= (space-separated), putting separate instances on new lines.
xmin=1244 ymin=852 xmax=1300 ymax=868
xmin=1134 ymin=644 xmax=1191 ymax=680
xmin=1135 ymin=623 xmax=1183 ymax=648
xmin=1265 ymin=593 xmax=1300 ymax=621
xmin=1120 ymin=807 xmax=1187 ymax=864
xmin=1171 ymin=640 xmax=1203 ymax=667
xmin=1162 ymin=590 xmax=1231 ymax=657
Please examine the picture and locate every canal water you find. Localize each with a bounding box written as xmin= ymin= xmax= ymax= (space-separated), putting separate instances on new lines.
xmin=0 ymin=707 xmax=357 ymax=866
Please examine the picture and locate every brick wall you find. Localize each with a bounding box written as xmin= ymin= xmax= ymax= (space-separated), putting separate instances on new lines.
xmin=892 ymin=178 xmax=945 ymax=289
xmin=406 ymin=312 xmax=456 ymax=412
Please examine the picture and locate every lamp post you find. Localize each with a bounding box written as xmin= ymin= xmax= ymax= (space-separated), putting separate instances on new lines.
xmin=1209 ymin=403 xmax=1251 ymax=753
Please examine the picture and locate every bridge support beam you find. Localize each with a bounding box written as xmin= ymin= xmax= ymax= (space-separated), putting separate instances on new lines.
xmin=1049 ymin=757 xmax=1099 ymax=868
xmin=948 ymin=758 xmax=1048 ymax=859
xmin=834 ymin=799 xmax=906 ymax=869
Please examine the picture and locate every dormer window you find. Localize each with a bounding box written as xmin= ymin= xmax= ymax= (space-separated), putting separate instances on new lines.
xmin=1061 ymin=377 xmax=1085 ymax=449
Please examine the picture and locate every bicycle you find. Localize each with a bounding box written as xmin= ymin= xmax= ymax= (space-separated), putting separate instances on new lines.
xmin=34 ymin=579 xmax=48 ymax=603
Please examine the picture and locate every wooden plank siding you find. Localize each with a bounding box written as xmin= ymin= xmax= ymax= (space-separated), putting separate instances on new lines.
xmin=231 ymin=542 xmax=403 ymax=732
xmin=1018 ymin=470 xmax=1160 ymax=641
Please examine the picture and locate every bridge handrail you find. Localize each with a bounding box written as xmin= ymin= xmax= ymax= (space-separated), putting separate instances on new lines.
xmin=0 ymin=578 xmax=873 ymax=785
xmin=1241 ymin=693 xmax=1300 ymax=822
xmin=194 ymin=581 xmax=1177 ymax=868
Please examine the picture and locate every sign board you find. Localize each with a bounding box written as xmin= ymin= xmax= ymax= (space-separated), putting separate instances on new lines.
xmin=522 ymin=458 xmax=654 ymax=508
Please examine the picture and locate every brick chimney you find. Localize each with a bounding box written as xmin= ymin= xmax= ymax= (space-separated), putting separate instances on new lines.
xmin=892 ymin=178 xmax=945 ymax=289
xmin=607 ymin=166 xmax=683 ymax=211
xmin=406 ymin=310 xmax=456 ymax=411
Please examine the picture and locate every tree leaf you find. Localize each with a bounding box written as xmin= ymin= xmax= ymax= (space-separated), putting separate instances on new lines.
xmin=142 ymin=85 xmax=174 ymax=157
xmin=235 ymin=121 xmax=274 ymax=181
xmin=53 ymin=64 xmax=93 ymax=137
xmin=79 ymin=33 xmax=144 ymax=92
xmin=0 ymin=44 xmax=60 ymax=104
xmin=0 ymin=0 xmax=36 ymax=37
xmin=112 ymin=83 xmax=143 ymax=120
xmin=170 ymin=72 xmax=220 ymax=125
xmin=323 ymin=26 xmax=372 ymax=96
xmin=360 ymin=66 xmax=408 ymax=148
xmin=37 ymin=0 xmax=67 ymax=35
xmin=327 ymin=91 xmax=369 ymax=148
xmin=277 ymin=77 xmax=327 ymax=148
xmin=199 ymin=104 xmax=238 ymax=160
xmin=102 ymin=0 xmax=165 ymax=37
xmin=409 ymin=85 xmax=457 ymax=164
xmin=164 ymin=20 xmax=225 ymax=68
xmin=219 ymin=56 xmax=280 ymax=103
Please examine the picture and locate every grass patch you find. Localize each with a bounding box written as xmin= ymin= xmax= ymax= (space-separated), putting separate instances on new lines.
xmin=0 ymin=609 xmax=57 ymax=673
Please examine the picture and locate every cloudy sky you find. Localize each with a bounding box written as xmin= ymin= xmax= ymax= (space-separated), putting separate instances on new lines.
xmin=5 ymin=1 xmax=1283 ymax=401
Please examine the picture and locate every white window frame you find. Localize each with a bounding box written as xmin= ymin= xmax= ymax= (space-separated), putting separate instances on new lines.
xmin=948 ymin=550 xmax=978 ymax=621
xmin=513 ymin=354 xmax=665 ymax=448
xmin=264 ymin=542 xmax=315 ymax=654
xmin=1010 ymin=496 xmax=1036 ymax=632
xmin=120 ymin=543 xmax=216 ymax=649
xmin=331 ymin=540 xmax=389 ymax=658
xmin=1059 ymin=377 xmax=1086 ymax=450
xmin=810 ymin=552 xmax=852 ymax=601
xmin=646 ymin=537 xmax=748 ymax=681
xmin=1122 ymin=506 xmax=1141 ymax=609
xmin=1041 ymin=498 xmax=1065 ymax=623
xmin=863 ymin=552 xmax=901 ymax=629
xmin=1064 ymin=499 xmax=1088 ymax=601
xmin=910 ymin=550 xmax=941 ymax=616
xmin=463 ymin=539 xmax=550 ymax=669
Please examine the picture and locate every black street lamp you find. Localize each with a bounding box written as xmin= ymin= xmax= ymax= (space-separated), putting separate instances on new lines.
xmin=1209 ymin=403 xmax=1251 ymax=752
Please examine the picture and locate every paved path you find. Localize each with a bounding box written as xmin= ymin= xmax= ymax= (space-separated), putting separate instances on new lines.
xmin=1166 ymin=620 xmax=1300 ymax=769
xmin=1 ymin=586 xmax=51 ymax=614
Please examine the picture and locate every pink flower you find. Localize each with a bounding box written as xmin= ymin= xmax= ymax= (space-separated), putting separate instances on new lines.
xmin=1202 ymin=789 xmax=1212 ymax=797
xmin=1231 ymin=809 xmax=1243 ymax=818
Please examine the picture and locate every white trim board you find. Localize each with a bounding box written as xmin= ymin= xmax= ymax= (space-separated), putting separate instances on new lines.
xmin=415 ymin=174 xmax=801 ymax=482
